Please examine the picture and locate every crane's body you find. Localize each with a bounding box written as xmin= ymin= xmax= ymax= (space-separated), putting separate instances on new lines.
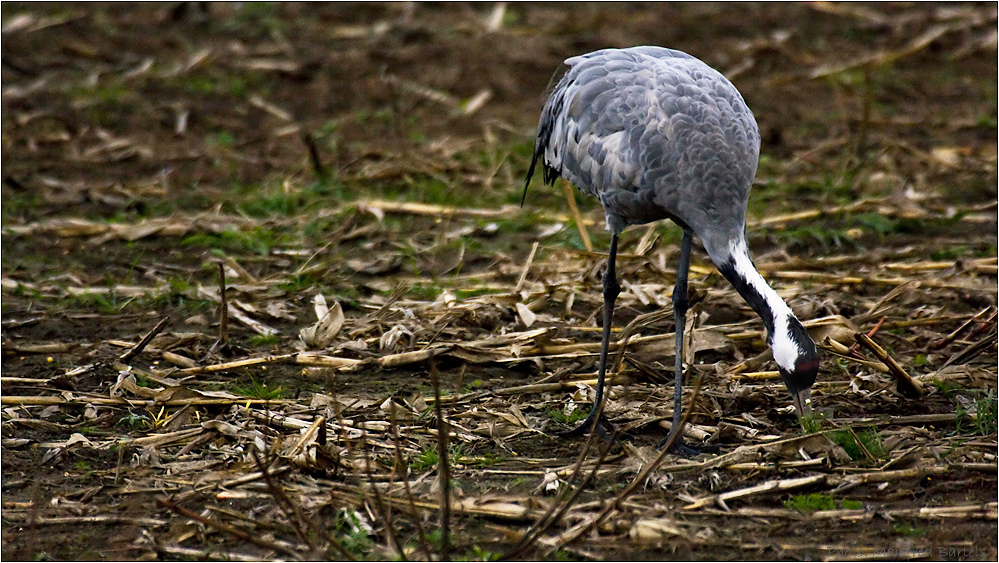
xmin=525 ymin=47 xmax=819 ymax=445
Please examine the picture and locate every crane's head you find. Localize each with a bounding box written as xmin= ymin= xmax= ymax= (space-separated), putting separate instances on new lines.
xmin=771 ymin=316 xmax=819 ymax=421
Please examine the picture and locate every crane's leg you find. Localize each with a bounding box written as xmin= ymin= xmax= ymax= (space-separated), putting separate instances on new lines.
xmin=661 ymin=230 xmax=696 ymax=453
xmin=560 ymin=232 xmax=620 ymax=438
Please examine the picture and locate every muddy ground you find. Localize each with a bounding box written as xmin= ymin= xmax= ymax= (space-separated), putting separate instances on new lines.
xmin=2 ymin=3 xmax=997 ymax=561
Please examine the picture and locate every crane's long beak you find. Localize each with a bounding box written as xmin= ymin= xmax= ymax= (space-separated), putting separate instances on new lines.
xmin=792 ymin=388 xmax=813 ymax=421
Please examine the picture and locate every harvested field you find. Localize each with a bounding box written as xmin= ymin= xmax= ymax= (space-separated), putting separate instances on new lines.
xmin=2 ymin=3 xmax=997 ymax=561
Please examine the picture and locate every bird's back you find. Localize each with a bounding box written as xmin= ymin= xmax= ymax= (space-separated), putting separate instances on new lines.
xmin=529 ymin=47 xmax=760 ymax=256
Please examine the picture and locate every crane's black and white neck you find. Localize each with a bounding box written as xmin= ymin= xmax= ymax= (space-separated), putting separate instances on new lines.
xmin=714 ymin=235 xmax=819 ymax=416
xmin=524 ymin=46 xmax=819 ymax=446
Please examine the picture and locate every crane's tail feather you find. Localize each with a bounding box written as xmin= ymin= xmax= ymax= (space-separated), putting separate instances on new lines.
xmin=521 ymin=150 xmax=541 ymax=207
xmin=522 ymin=148 xmax=562 ymax=207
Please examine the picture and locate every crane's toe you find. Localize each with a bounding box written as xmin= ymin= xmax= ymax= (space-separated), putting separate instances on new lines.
xmin=556 ymin=414 xmax=618 ymax=442
xmin=658 ymin=436 xmax=703 ymax=457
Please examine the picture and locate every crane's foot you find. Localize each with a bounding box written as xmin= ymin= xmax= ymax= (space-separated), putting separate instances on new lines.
xmin=657 ymin=435 xmax=723 ymax=456
xmin=557 ymin=414 xmax=618 ymax=442
xmin=658 ymin=435 xmax=702 ymax=457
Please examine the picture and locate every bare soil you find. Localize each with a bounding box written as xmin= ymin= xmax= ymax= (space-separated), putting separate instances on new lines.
xmin=2 ymin=3 xmax=997 ymax=561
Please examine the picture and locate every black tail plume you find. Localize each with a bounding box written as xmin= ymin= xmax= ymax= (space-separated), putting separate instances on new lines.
xmin=521 ymin=150 xmax=542 ymax=207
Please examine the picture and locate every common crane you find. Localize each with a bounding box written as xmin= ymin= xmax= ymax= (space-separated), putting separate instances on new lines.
xmin=524 ymin=46 xmax=819 ymax=449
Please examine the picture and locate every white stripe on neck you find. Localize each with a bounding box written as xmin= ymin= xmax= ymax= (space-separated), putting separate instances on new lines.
xmin=727 ymin=238 xmax=801 ymax=373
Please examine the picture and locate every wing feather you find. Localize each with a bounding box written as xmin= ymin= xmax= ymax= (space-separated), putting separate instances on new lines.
xmin=526 ymin=46 xmax=760 ymax=246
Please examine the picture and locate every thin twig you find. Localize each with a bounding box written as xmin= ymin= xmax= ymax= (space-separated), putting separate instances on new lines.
xmin=429 ymin=359 xmax=451 ymax=560
xmin=931 ymin=307 xmax=988 ymax=351
xmin=550 ymin=370 xmax=704 ymax=553
xmin=561 ymin=178 xmax=593 ymax=253
xmin=965 ymin=309 xmax=998 ymax=341
xmin=250 ymin=449 xmax=323 ymax=558
xmin=118 ymin=316 xmax=169 ymax=363
xmin=854 ymin=333 xmax=925 ymax=398
xmin=502 ymin=431 xmax=606 ymax=558
xmin=175 ymin=353 xmax=299 ymax=375
xmin=156 ymin=497 xmax=303 ymax=559
xmin=360 ymin=431 xmax=407 ymax=561
xmin=502 ymin=432 xmax=618 ymax=559
xmin=302 ymin=131 xmax=328 ymax=179
xmin=515 ymin=241 xmax=540 ymax=293
xmin=941 ymin=324 xmax=998 ymax=369
xmin=610 ymin=308 xmax=673 ymax=374
xmin=390 ymin=407 xmax=433 ymax=561
xmin=154 ymin=544 xmax=261 ymax=562
xmin=252 ymin=441 xmax=356 ymax=560
xmin=217 ymin=261 xmax=229 ymax=347
xmin=847 ymin=316 xmax=886 ymax=356
xmin=0 ymin=395 xmax=297 ymax=407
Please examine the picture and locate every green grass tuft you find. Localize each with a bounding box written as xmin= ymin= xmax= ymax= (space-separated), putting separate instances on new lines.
xmin=330 ymin=510 xmax=375 ymax=559
xmin=800 ymin=411 xmax=827 ymax=434
xmin=232 ymin=376 xmax=284 ymax=400
xmin=117 ymin=412 xmax=151 ymax=429
xmin=547 ymin=406 xmax=589 ymax=426
xmin=461 ymin=452 xmax=506 ymax=468
xmin=931 ymin=379 xmax=963 ymax=398
xmin=784 ymin=492 xmax=837 ymax=512
xmin=891 ymin=522 xmax=927 ymax=537
xmin=830 ymin=428 xmax=885 ymax=461
xmin=409 ymin=443 xmax=464 ymax=472
xmin=248 ymin=334 xmax=280 ymax=347
xmin=461 ymin=545 xmax=501 ymax=561
xmin=181 ymin=227 xmax=282 ymax=255
xmin=954 ymin=389 xmax=997 ymax=436
xmin=784 ymin=493 xmax=862 ymax=512
xmin=972 ymin=390 xmax=997 ymax=436
xmin=773 ymin=224 xmax=859 ymax=251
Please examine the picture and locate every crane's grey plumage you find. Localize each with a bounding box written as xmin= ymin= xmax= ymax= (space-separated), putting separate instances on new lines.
xmin=525 ymin=46 xmax=819 ymax=447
